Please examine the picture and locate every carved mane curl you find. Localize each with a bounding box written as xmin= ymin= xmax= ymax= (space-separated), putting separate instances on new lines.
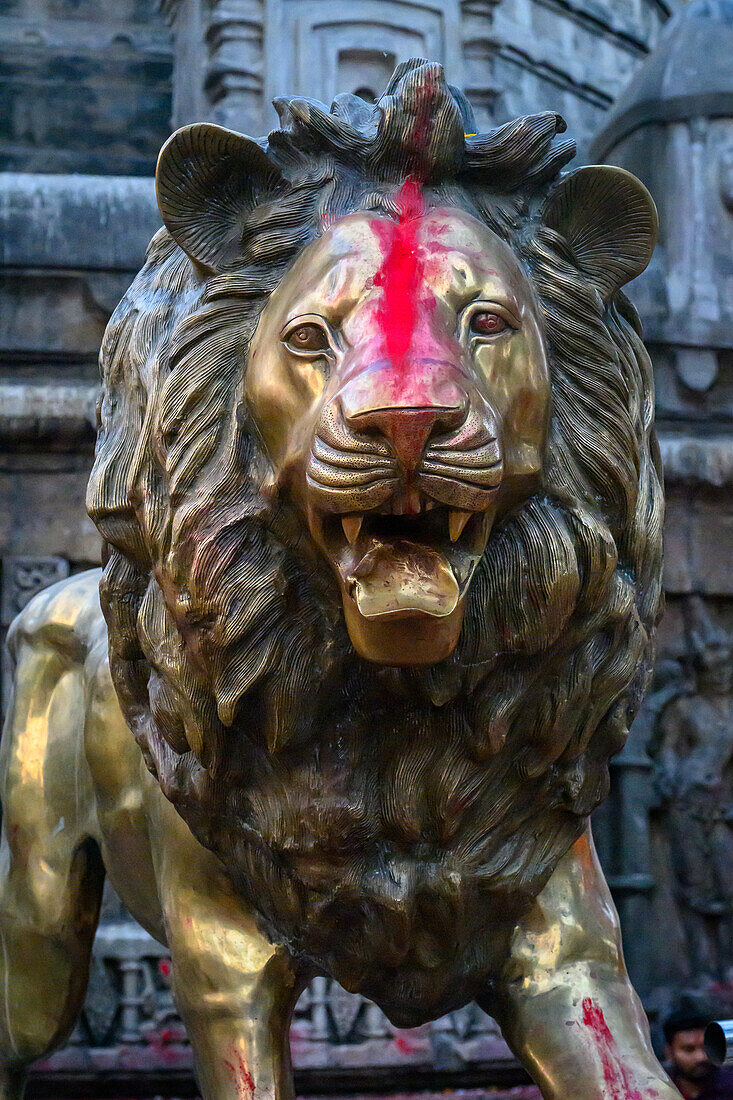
xmin=87 ymin=60 xmax=663 ymax=1014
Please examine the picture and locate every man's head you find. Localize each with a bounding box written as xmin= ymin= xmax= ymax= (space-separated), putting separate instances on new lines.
xmin=665 ymin=1008 xmax=716 ymax=1086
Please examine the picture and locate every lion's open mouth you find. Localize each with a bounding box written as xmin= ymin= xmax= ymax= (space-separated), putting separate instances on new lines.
xmin=316 ymin=497 xmax=494 ymax=621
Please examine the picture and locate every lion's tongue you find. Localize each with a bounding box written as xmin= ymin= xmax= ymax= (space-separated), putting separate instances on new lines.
xmin=349 ymin=538 xmax=459 ymax=619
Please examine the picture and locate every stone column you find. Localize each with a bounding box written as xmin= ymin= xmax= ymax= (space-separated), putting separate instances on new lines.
xmin=160 ymin=0 xmax=266 ymax=135
xmin=460 ymin=0 xmax=502 ymax=130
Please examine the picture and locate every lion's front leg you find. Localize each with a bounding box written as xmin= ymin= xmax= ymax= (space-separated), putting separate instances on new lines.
xmin=485 ymin=828 xmax=680 ymax=1100
xmin=146 ymin=787 xmax=307 ymax=1100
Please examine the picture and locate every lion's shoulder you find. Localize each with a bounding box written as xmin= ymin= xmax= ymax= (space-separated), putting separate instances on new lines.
xmin=7 ymin=568 xmax=106 ymax=666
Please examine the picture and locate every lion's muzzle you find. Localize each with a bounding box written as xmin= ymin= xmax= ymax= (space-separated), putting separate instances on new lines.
xmin=306 ymin=355 xmax=503 ymax=665
xmin=339 ymin=359 xmax=469 ymax=472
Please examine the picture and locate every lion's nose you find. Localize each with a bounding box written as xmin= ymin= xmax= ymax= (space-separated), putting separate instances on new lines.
xmin=351 ymin=405 xmax=466 ymax=471
xmin=341 ymin=373 xmax=468 ymax=472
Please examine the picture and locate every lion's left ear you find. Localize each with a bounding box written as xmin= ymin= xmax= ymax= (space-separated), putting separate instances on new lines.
xmin=542 ymin=165 xmax=658 ymax=301
xmin=156 ymin=123 xmax=284 ymax=273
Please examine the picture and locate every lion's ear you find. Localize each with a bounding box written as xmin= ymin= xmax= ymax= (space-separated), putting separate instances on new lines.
xmin=156 ymin=123 xmax=284 ymax=273
xmin=542 ymin=165 xmax=657 ymax=300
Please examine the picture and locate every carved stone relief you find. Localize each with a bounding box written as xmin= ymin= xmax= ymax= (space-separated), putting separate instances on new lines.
xmin=262 ymin=0 xmax=462 ymax=119
xmin=1 ymin=556 xmax=70 ymax=713
xmin=160 ymin=0 xmax=674 ymax=150
xmin=649 ymin=599 xmax=733 ymax=992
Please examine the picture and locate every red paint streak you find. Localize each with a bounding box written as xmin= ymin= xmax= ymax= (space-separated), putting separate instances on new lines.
xmin=372 ymin=176 xmax=425 ymax=373
xmin=369 ymin=69 xmax=442 ymax=377
xmin=410 ymin=70 xmax=435 ymax=151
xmin=223 ymin=1049 xmax=255 ymax=1100
xmin=581 ymin=998 xmax=649 ymax=1100
xmin=357 ymin=69 xmax=471 ymax=477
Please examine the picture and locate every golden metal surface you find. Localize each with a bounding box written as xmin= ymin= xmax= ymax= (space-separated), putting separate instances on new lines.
xmin=0 ymin=582 xmax=678 ymax=1098
xmin=489 ymin=830 xmax=680 ymax=1099
xmin=0 ymin=572 xmax=304 ymax=1100
xmin=0 ymin=60 xmax=675 ymax=1100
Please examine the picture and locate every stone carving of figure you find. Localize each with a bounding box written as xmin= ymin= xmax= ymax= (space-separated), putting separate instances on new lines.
xmin=651 ymin=598 xmax=733 ymax=985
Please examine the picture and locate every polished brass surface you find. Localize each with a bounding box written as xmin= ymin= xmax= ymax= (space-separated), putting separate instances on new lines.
xmin=0 ymin=573 xmax=304 ymax=1100
xmin=0 ymin=576 xmax=678 ymax=1097
xmin=491 ymin=830 xmax=679 ymax=1098
xmin=1 ymin=59 xmax=676 ymax=1099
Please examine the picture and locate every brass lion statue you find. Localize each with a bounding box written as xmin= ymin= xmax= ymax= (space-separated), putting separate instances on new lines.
xmin=0 ymin=61 xmax=679 ymax=1100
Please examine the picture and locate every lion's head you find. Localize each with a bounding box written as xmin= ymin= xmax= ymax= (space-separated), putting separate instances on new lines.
xmin=244 ymin=205 xmax=551 ymax=665
xmin=87 ymin=60 xmax=663 ymax=1021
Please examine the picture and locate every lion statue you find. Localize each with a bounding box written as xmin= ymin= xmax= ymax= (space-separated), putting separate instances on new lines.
xmin=0 ymin=60 xmax=679 ymax=1100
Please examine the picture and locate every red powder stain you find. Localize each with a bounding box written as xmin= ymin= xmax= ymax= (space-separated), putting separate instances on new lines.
xmin=159 ymin=958 xmax=171 ymax=978
xmin=370 ymin=68 xmax=443 ymax=376
xmin=372 ymin=176 xmax=425 ymax=373
xmin=581 ymin=998 xmax=652 ymax=1100
xmin=146 ymin=1026 xmax=180 ymax=1065
xmin=574 ymin=832 xmax=595 ymax=878
xmin=362 ymin=67 xmax=470 ymax=480
xmin=408 ymin=65 xmax=438 ymax=161
xmin=223 ymin=1049 xmax=255 ymax=1100
xmin=393 ymin=1034 xmax=415 ymax=1056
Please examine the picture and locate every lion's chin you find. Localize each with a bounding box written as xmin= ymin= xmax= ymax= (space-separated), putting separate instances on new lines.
xmin=342 ymin=591 xmax=467 ymax=665
xmin=337 ymin=535 xmax=466 ymax=664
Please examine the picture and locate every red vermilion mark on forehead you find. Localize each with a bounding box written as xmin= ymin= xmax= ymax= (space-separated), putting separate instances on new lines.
xmin=369 ymin=67 xmax=441 ymax=374
xmin=372 ymin=176 xmax=425 ymax=372
xmin=581 ymin=998 xmax=654 ymax=1100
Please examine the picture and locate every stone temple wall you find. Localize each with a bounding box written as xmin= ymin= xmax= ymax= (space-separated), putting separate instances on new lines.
xmin=159 ymin=0 xmax=676 ymax=159
xmin=0 ymin=0 xmax=677 ymax=178
xmin=0 ymin=0 xmax=172 ymax=176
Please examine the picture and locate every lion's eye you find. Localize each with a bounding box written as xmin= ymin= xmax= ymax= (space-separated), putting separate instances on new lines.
xmin=285 ymin=323 xmax=330 ymax=354
xmin=470 ymin=312 xmax=509 ymax=336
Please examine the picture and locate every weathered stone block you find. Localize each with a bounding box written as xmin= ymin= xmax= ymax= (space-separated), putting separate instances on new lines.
xmin=0 ymin=1 xmax=172 ymax=177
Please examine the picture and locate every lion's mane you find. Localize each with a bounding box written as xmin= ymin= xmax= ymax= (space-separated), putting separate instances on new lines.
xmin=87 ymin=62 xmax=663 ymax=1020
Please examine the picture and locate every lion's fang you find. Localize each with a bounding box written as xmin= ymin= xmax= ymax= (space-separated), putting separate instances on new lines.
xmin=449 ymin=510 xmax=472 ymax=542
xmin=342 ymin=515 xmax=364 ymax=544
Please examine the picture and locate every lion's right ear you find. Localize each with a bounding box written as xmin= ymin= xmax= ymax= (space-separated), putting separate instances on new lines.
xmin=156 ymin=123 xmax=284 ymax=273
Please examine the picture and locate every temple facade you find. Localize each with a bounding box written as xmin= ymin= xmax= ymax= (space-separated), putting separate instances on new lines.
xmin=1 ymin=0 xmax=677 ymax=176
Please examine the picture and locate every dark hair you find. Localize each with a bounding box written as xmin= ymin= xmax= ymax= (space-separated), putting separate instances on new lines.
xmin=663 ymin=997 xmax=716 ymax=1044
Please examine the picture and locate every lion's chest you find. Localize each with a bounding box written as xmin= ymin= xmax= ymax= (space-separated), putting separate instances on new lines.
xmin=201 ymin=710 xmax=584 ymax=1025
